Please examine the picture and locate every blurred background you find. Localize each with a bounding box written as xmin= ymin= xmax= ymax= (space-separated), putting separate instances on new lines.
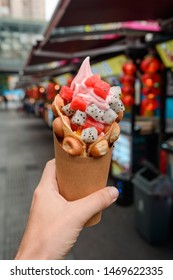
xmin=0 ymin=0 xmax=173 ymax=260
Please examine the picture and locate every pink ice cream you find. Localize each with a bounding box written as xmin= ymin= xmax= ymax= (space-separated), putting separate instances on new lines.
xmin=70 ymin=56 xmax=115 ymax=110
xmin=55 ymin=56 xmax=124 ymax=145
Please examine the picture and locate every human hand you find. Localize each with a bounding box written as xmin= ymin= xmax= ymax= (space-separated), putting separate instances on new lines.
xmin=15 ymin=159 xmax=119 ymax=260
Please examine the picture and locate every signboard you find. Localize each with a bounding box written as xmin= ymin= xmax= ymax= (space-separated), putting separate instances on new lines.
xmin=91 ymin=55 xmax=128 ymax=78
xmin=54 ymin=73 xmax=72 ymax=86
xmin=156 ymin=40 xmax=173 ymax=68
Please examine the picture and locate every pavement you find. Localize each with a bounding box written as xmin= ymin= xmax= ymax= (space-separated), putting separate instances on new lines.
xmin=0 ymin=108 xmax=173 ymax=260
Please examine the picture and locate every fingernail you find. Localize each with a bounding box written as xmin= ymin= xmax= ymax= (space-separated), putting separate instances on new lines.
xmin=107 ymin=186 xmax=119 ymax=200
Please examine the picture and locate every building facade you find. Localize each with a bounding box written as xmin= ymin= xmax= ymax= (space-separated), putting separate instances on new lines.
xmin=0 ymin=0 xmax=45 ymax=20
xmin=0 ymin=0 xmax=46 ymax=72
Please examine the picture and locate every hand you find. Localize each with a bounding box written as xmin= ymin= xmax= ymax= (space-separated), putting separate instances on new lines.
xmin=15 ymin=159 xmax=119 ymax=260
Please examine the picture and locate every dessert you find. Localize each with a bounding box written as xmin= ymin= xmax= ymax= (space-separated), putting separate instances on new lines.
xmin=52 ymin=57 xmax=124 ymax=226
xmin=52 ymin=56 xmax=124 ymax=157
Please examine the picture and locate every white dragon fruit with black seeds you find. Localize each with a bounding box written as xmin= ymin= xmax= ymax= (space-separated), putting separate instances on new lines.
xmin=102 ymin=108 xmax=118 ymax=124
xmin=109 ymin=97 xmax=125 ymax=112
xmin=62 ymin=103 xmax=75 ymax=116
xmin=109 ymin=96 xmax=119 ymax=110
xmin=81 ymin=127 xmax=98 ymax=143
xmin=86 ymin=104 xmax=104 ymax=121
xmin=71 ymin=110 xmax=87 ymax=126
xmin=110 ymin=86 xmax=121 ymax=98
xmin=114 ymin=99 xmax=125 ymax=112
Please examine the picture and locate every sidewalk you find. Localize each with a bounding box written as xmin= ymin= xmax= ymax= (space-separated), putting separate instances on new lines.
xmin=0 ymin=109 xmax=173 ymax=260
xmin=0 ymin=109 xmax=54 ymax=259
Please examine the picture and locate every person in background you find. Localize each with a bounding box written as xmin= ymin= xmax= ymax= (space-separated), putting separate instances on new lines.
xmin=15 ymin=159 xmax=119 ymax=260
xmin=3 ymin=94 xmax=8 ymax=110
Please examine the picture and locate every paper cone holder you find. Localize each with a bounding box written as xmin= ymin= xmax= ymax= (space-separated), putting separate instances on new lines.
xmin=53 ymin=133 xmax=112 ymax=226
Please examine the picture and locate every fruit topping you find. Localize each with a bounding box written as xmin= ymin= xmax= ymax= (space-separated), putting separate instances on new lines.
xmin=59 ymin=86 xmax=73 ymax=102
xmin=102 ymin=108 xmax=118 ymax=124
xmin=93 ymin=80 xmax=110 ymax=99
xmin=85 ymin=74 xmax=100 ymax=87
xmin=110 ymin=86 xmax=122 ymax=97
xmin=109 ymin=97 xmax=125 ymax=112
xmin=71 ymin=110 xmax=87 ymax=126
xmin=83 ymin=117 xmax=104 ymax=134
xmin=81 ymin=127 xmax=98 ymax=143
xmin=62 ymin=103 xmax=75 ymax=116
xmin=70 ymin=96 xmax=87 ymax=112
xmin=86 ymin=104 xmax=104 ymax=121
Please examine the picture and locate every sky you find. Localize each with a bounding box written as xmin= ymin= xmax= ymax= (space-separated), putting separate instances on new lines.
xmin=44 ymin=0 xmax=60 ymax=20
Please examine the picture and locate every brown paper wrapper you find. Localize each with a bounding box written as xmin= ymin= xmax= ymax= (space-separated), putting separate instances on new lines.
xmin=53 ymin=133 xmax=112 ymax=226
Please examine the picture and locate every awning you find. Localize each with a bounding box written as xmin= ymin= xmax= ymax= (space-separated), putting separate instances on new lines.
xmin=21 ymin=0 xmax=173 ymax=86
xmin=42 ymin=0 xmax=173 ymax=42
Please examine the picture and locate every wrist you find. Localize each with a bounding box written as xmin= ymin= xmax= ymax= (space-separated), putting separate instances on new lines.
xmin=15 ymin=238 xmax=50 ymax=260
xmin=15 ymin=246 xmax=47 ymax=260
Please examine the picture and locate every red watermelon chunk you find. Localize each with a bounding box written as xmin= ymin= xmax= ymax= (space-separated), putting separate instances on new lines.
xmin=83 ymin=117 xmax=104 ymax=134
xmin=71 ymin=123 xmax=80 ymax=132
xmin=85 ymin=74 xmax=100 ymax=87
xmin=59 ymin=86 xmax=73 ymax=102
xmin=94 ymin=80 xmax=110 ymax=99
xmin=70 ymin=96 xmax=86 ymax=112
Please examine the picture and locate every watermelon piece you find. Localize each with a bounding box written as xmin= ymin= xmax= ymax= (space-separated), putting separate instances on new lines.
xmin=59 ymin=86 xmax=73 ymax=102
xmin=71 ymin=123 xmax=80 ymax=132
xmin=83 ymin=117 xmax=104 ymax=134
xmin=85 ymin=74 xmax=100 ymax=87
xmin=94 ymin=80 xmax=110 ymax=99
xmin=70 ymin=96 xmax=86 ymax=112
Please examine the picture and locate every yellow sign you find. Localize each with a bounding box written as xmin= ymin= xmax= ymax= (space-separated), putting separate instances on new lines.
xmin=156 ymin=40 xmax=173 ymax=68
xmin=91 ymin=55 xmax=128 ymax=77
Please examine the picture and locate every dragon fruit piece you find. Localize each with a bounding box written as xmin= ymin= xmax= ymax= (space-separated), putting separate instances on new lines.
xmin=109 ymin=96 xmax=119 ymax=110
xmin=71 ymin=110 xmax=87 ymax=126
xmin=109 ymin=97 xmax=125 ymax=112
xmin=114 ymin=99 xmax=125 ymax=112
xmin=81 ymin=127 xmax=98 ymax=143
xmin=102 ymin=108 xmax=118 ymax=124
xmin=86 ymin=104 xmax=104 ymax=121
xmin=110 ymin=86 xmax=121 ymax=98
xmin=62 ymin=103 xmax=75 ymax=116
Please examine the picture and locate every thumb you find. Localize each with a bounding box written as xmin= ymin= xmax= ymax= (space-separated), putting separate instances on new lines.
xmin=74 ymin=186 xmax=119 ymax=224
xmin=38 ymin=159 xmax=57 ymax=190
